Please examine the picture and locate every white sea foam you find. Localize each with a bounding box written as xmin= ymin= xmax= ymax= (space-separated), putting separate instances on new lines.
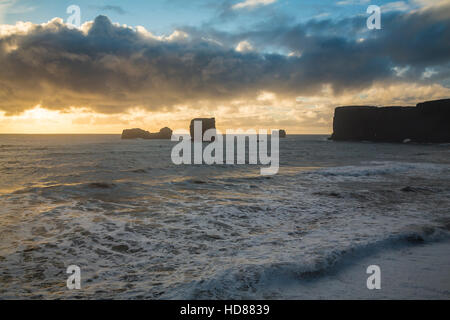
xmin=311 ymin=161 xmax=446 ymax=179
xmin=165 ymin=228 xmax=450 ymax=299
xmin=0 ymin=135 xmax=449 ymax=299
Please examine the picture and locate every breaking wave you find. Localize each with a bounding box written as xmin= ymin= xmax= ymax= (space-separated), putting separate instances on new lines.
xmin=167 ymin=226 xmax=450 ymax=299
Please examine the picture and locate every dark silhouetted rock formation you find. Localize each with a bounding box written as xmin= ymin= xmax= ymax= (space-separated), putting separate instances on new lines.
xmin=122 ymin=127 xmax=173 ymax=140
xmin=154 ymin=127 xmax=173 ymax=139
xmin=330 ymin=99 xmax=450 ymax=143
xmin=122 ymin=128 xmax=151 ymax=139
xmin=279 ymin=130 xmax=287 ymax=138
xmin=190 ymin=118 xmax=216 ymax=141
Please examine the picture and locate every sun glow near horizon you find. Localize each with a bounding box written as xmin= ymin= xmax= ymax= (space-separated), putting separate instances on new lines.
xmin=1 ymin=81 xmax=450 ymax=135
xmin=0 ymin=104 xmax=332 ymax=135
xmin=0 ymin=2 xmax=449 ymax=134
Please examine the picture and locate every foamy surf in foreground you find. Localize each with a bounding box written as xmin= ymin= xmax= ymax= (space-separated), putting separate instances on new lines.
xmin=0 ymin=134 xmax=449 ymax=299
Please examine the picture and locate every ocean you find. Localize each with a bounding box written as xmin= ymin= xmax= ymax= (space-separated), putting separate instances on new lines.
xmin=0 ymin=134 xmax=449 ymax=299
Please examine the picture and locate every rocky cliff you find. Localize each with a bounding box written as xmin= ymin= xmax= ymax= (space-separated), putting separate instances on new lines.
xmin=121 ymin=127 xmax=173 ymax=140
xmin=330 ymin=99 xmax=450 ymax=143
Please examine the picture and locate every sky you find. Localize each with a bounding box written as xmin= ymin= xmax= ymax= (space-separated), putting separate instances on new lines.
xmin=0 ymin=0 xmax=449 ymax=133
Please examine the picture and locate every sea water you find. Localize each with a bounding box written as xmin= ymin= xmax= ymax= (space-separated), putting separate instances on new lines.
xmin=0 ymin=134 xmax=449 ymax=299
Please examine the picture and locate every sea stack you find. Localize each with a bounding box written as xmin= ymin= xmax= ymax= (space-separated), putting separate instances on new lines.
xmin=121 ymin=128 xmax=152 ymax=139
xmin=121 ymin=127 xmax=173 ymax=140
xmin=190 ymin=118 xmax=216 ymax=141
xmin=330 ymin=99 xmax=450 ymax=143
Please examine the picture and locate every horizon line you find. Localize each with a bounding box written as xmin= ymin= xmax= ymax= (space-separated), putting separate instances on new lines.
xmin=0 ymin=132 xmax=332 ymax=135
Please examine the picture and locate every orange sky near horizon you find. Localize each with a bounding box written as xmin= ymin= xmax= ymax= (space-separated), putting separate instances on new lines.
xmin=1 ymin=82 xmax=449 ymax=134
xmin=1 ymin=6 xmax=450 ymax=135
xmin=0 ymin=105 xmax=332 ymax=135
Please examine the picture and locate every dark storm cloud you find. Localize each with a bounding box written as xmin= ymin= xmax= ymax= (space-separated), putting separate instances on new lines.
xmin=0 ymin=4 xmax=449 ymax=115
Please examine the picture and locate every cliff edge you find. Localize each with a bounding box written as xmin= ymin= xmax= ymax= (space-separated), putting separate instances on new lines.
xmin=330 ymin=99 xmax=450 ymax=143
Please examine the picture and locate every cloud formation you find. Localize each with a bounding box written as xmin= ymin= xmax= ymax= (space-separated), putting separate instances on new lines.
xmin=0 ymin=4 xmax=449 ymax=117
xmin=232 ymin=0 xmax=277 ymax=10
